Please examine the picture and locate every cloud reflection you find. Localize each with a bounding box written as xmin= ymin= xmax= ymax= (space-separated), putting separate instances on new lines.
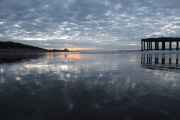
xmin=1 ymin=53 xmax=180 ymax=119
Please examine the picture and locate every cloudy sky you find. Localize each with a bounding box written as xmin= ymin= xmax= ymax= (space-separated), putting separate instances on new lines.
xmin=0 ymin=0 xmax=180 ymax=50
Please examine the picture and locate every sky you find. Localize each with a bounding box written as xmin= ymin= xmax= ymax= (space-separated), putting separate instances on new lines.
xmin=0 ymin=0 xmax=180 ymax=50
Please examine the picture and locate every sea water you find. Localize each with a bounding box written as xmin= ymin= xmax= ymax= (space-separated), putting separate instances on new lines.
xmin=0 ymin=51 xmax=180 ymax=120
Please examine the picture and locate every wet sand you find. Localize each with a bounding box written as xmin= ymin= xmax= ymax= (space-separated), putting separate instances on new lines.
xmin=0 ymin=52 xmax=180 ymax=120
xmin=0 ymin=51 xmax=45 ymax=63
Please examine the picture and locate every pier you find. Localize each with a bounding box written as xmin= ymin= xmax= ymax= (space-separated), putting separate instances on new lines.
xmin=141 ymin=37 xmax=180 ymax=50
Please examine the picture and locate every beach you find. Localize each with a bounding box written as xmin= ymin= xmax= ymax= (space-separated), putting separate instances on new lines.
xmin=0 ymin=51 xmax=180 ymax=120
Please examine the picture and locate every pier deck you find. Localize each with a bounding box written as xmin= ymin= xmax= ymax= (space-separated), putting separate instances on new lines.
xmin=141 ymin=37 xmax=180 ymax=50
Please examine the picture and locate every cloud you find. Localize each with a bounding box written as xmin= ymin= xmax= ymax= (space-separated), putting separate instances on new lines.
xmin=0 ymin=0 xmax=180 ymax=50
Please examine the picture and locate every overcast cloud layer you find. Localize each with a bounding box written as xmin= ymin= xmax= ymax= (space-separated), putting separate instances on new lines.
xmin=0 ymin=0 xmax=180 ymax=50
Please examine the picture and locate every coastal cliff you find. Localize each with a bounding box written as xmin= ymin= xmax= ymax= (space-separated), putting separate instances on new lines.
xmin=0 ymin=41 xmax=46 ymax=52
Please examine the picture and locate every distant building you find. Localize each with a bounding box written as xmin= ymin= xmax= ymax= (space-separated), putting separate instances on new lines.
xmin=64 ymin=48 xmax=69 ymax=52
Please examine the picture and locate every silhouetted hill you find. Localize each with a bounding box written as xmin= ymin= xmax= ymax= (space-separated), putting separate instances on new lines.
xmin=0 ymin=41 xmax=46 ymax=51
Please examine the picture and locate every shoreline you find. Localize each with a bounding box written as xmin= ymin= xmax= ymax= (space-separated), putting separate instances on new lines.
xmin=1 ymin=49 xmax=180 ymax=54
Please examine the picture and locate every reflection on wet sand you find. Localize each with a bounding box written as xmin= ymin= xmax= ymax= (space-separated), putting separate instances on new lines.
xmin=1 ymin=53 xmax=180 ymax=120
xmin=46 ymin=52 xmax=87 ymax=60
xmin=141 ymin=54 xmax=180 ymax=70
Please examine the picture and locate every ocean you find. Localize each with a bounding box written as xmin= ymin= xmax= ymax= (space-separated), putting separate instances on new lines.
xmin=0 ymin=51 xmax=180 ymax=120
